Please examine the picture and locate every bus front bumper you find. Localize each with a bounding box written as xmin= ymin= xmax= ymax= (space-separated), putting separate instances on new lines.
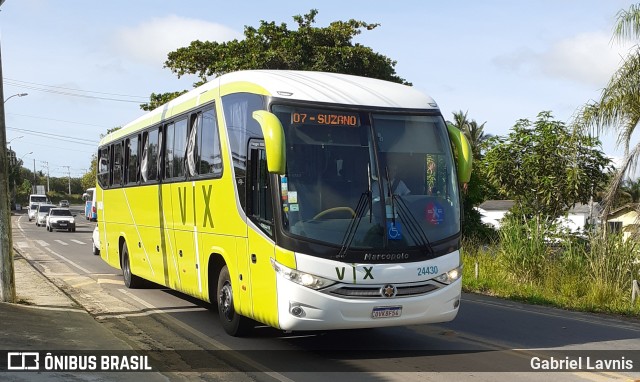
xmin=276 ymin=275 xmax=462 ymax=331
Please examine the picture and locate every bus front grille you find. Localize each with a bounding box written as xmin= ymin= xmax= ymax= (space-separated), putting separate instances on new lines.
xmin=325 ymin=281 xmax=440 ymax=299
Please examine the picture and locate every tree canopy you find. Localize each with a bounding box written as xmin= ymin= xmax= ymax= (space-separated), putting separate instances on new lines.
xmin=141 ymin=9 xmax=408 ymax=111
xmin=485 ymin=112 xmax=611 ymax=222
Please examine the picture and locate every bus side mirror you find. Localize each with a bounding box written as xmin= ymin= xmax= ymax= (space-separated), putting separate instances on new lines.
xmin=252 ymin=110 xmax=286 ymax=175
xmin=82 ymin=193 xmax=88 ymax=201
xmin=447 ymin=124 xmax=473 ymax=184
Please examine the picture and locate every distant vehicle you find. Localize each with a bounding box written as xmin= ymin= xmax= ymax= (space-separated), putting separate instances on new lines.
xmin=46 ymin=208 xmax=76 ymax=232
xmin=82 ymin=188 xmax=97 ymax=221
xmin=59 ymin=200 xmax=70 ymax=208
xmin=35 ymin=204 xmax=56 ymax=227
xmin=27 ymin=203 xmax=39 ymax=221
xmin=92 ymin=226 xmax=100 ymax=256
xmin=29 ymin=194 xmax=48 ymax=206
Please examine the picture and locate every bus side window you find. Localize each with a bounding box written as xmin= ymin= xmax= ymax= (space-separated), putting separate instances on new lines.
xmin=141 ymin=128 xmax=159 ymax=182
xmin=111 ymin=141 xmax=124 ymax=187
xmin=186 ymin=106 xmax=223 ymax=179
xmin=97 ymin=147 xmax=109 ymax=188
xmin=125 ymin=136 xmax=139 ymax=185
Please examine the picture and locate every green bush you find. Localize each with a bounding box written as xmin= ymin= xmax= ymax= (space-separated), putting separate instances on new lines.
xmin=462 ymin=226 xmax=640 ymax=316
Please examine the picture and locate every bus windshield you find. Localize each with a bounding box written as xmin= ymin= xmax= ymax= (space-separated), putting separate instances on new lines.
xmin=273 ymin=105 xmax=460 ymax=250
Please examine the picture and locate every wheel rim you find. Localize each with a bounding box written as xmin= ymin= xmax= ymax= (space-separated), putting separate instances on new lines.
xmin=123 ymin=252 xmax=131 ymax=283
xmin=219 ymin=282 xmax=234 ymax=322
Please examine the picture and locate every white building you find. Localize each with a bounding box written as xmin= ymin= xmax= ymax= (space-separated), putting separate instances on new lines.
xmin=476 ymin=200 xmax=601 ymax=233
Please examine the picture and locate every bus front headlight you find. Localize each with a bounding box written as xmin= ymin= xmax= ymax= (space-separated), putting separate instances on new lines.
xmin=434 ymin=265 xmax=463 ymax=285
xmin=270 ymin=258 xmax=335 ymax=290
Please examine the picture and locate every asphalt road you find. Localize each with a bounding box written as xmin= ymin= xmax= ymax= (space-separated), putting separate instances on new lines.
xmin=11 ymin=208 xmax=640 ymax=382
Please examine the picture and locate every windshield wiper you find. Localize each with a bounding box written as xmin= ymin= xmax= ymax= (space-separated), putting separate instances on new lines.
xmin=338 ymin=190 xmax=371 ymax=258
xmin=336 ymin=164 xmax=373 ymax=258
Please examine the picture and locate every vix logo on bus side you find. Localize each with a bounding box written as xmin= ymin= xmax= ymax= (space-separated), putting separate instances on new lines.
xmin=335 ymin=265 xmax=374 ymax=283
xmin=177 ymin=185 xmax=214 ymax=228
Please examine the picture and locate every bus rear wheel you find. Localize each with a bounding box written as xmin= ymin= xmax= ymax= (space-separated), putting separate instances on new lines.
xmin=121 ymin=241 xmax=144 ymax=289
xmin=217 ymin=265 xmax=252 ymax=336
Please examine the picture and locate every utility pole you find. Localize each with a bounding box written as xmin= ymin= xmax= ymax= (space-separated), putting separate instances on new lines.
xmin=41 ymin=161 xmax=49 ymax=193
xmin=0 ymin=37 xmax=16 ymax=303
xmin=62 ymin=165 xmax=71 ymax=195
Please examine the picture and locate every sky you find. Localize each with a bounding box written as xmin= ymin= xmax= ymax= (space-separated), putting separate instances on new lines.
xmin=1 ymin=0 xmax=637 ymax=178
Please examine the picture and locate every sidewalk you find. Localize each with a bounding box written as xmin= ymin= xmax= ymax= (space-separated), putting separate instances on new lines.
xmin=0 ymin=245 xmax=170 ymax=380
xmin=0 ymin=251 xmax=129 ymax=351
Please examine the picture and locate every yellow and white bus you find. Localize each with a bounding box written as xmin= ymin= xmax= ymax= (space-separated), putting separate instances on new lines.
xmin=96 ymin=70 xmax=472 ymax=336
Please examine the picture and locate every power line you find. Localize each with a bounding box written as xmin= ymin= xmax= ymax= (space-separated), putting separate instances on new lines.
xmin=6 ymin=112 xmax=112 ymax=129
xmin=3 ymin=77 xmax=148 ymax=99
xmin=4 ymin=78 xmax=149 ymax=104
xmin=7 ymin=126 xmax=98 ymax=146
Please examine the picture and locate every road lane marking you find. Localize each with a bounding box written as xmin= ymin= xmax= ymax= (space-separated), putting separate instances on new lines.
xmin=44 ymin=247 xmax=92 ymax=274
xmin=70 ymin=280 xmax=96 ymax=288
xmin=115 ymin=289 xmax=296 ymax=382
xmin=14 ymin=241 xmax=29 ymax=249
xmin=71 ymin=240 xmax=86 ymax=245
xmin=54 ymin=240 xmax=68 ymax=246
xmin=97 ymin=278 xmax=125 ymax=285
xmin=35 ymin=240 xmax=49 ymax=247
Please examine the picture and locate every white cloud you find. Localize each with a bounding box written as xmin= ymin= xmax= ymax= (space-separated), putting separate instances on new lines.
xmin=111 ymin=15 xmax=242 ymax=67
xmin=494 ymin=31 xmax=635 ymax=88
xmin=540 ymin=32 xmax=634 ymax=87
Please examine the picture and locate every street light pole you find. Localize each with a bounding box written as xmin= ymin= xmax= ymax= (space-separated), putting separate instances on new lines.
xmin=4 ymin=93 xmax=27 ymax=104
xmin=0 ymin=39 xmax=16 ymax=303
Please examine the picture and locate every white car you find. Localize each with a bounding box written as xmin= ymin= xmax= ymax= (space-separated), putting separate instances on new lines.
xmin=27 ymin=203 xmax=39 ymax=221
xmin=45 ymin=208 xmax=76 ymax=232
xmin=92 ymin=226 xmax=100 ymax=256
xmin=35 ymin=204 xmax=56 ymax=227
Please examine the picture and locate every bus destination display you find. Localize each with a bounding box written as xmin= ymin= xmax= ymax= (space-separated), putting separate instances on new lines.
xmin=292 ymin=111 xmax=360 ymax=127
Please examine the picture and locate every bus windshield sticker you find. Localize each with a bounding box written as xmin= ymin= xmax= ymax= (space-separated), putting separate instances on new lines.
xmin=387 ymin=221 xmax=403 ymax=240
xmin=288 ymin=191 xmax=298 ymax=203
xmin=426 ymin=201 xmax=445 ymax=225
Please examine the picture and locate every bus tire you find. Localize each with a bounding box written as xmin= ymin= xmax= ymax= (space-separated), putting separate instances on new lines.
xmin=217 ymin=265 xmax=252 ymax=336
xmin=121 ymin=241 xmax=144 ymax=289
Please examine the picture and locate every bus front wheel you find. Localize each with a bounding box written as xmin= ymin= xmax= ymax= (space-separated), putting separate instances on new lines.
xmin=121 ymin=241 xmax=144 ymax=289
xmin=217 ymin=265 xmax=252 ymax=336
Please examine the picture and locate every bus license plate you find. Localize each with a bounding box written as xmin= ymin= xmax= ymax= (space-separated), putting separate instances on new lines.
xmin=372 ymin=306 xmax=402 ymax=319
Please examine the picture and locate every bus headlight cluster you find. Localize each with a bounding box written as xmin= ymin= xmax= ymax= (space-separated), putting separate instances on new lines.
xmin=434 ymin=265 xmax=463 ymax=285
xmin=270 ymin=258 xmax=335 ymax=290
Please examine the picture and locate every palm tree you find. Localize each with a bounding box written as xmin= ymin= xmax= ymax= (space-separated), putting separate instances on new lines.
xmin=448 ymin=110 xmax=490 ymax=160
xmin=577 ymin=3 xmax=640 ymax=219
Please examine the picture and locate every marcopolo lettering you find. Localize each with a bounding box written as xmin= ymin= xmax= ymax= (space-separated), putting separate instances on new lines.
xmin=364 ymin=253 xmax=410 ymax=261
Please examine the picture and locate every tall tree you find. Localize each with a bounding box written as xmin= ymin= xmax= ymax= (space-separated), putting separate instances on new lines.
xmin=448 ymin=110 xmax=490 ymax=160
xmin=485 ymin=112 xmax=611 ymax=223
xmin=577 ymin=3 xmax=640 ymax=217
xmin=448 ymin=111 xmax=497 ymax=241
xmin=141 ymin=9 xmax=409 ymax=111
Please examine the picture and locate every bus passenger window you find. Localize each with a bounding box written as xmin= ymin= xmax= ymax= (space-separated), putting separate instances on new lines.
xmin=97 ymin=148 xmax=109 ymax=188
xmin=112 ymin=142 xmax=123 ymax=186
xmin=125 ymin=136 xmax=139 ymax=185
xmin=141 ymin=129 xmax=159 ymax=182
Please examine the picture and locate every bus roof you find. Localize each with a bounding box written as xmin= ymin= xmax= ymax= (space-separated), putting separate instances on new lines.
xmin=102 ymin=70 xmax=438 ymax=145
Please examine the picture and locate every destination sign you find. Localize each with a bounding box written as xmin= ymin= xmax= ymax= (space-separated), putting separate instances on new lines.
xmin=291 ymin=111 xmax=360 ymax=127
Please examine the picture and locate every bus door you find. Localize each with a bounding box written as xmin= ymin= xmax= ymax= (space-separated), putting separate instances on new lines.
xmin=246 ymin=140 xmax=278 ymax=326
